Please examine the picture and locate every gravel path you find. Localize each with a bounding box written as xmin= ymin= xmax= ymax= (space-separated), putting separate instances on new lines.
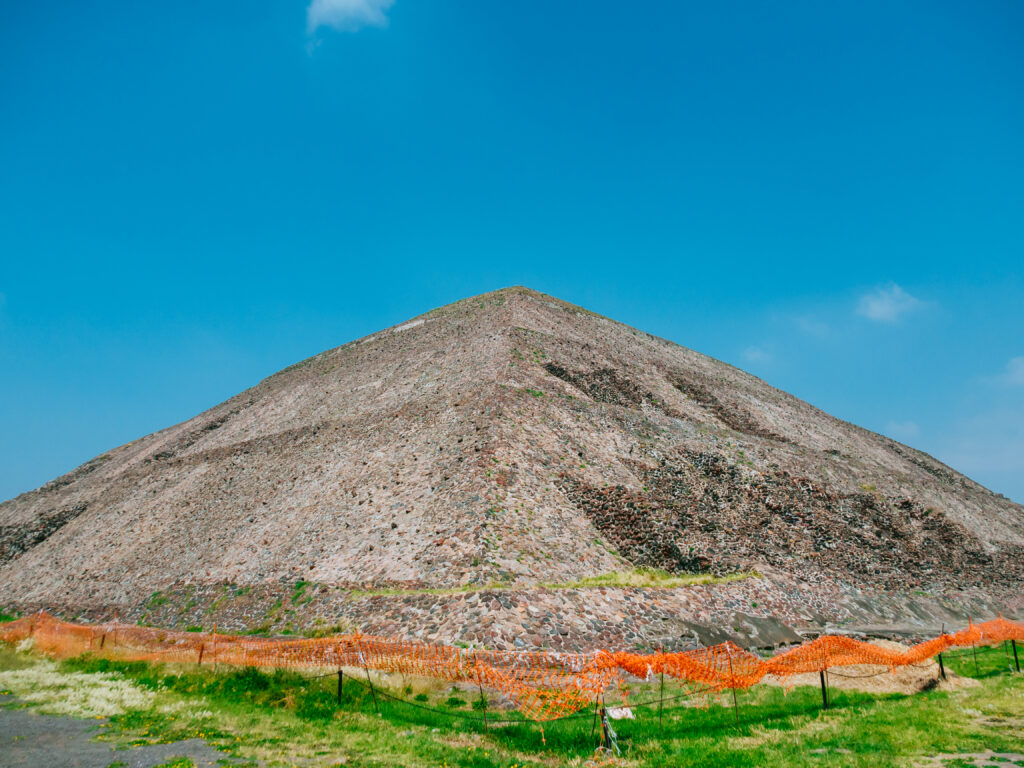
xmin=0 ymin=694 xmax=246 ymax=768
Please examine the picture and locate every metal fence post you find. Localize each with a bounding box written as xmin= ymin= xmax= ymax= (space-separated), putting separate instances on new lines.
xmin=364 ymin=666 xmax=379 ymax=714
xmin=726 ymin=645 xmax=740 ymax=728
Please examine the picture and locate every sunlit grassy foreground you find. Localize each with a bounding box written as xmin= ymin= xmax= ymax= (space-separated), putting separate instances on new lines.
xmin=0 ymin=637 xmax=1022 ymax=767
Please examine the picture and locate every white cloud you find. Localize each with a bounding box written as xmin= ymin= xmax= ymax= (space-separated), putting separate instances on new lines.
xmin=934 ymin=406 xmax=1024 ymax=502
xmin=997 ymin=356 xmax=1024 ymax=387
xmin=885 ymin=420 xmax=920 ymax=442
xmin=307 ymin=0 xmax=395 ymax=33
xmin=856 ymin=283 xmax=923 ymax=323
xmin=795 ymin=315 xmax=829 ymax=338
xmin=743 ymin=346 xmax=772 ymax=363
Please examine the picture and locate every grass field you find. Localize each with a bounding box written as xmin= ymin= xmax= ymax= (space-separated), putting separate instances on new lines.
xmin=0 ymin=638 xmax=1022 ymax=767
xmin=346 ymin=568 xmax=756 ymax=597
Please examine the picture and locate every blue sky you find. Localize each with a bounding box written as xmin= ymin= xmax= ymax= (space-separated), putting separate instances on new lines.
xmin=1 ymin=1 xmax=1022 ymax=503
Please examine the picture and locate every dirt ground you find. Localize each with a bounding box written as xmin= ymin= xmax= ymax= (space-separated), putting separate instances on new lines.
xmin=0 ymin=693 xmax=246 ymax=768
xmin=922 ymin=753 xmax=1024 ymax=767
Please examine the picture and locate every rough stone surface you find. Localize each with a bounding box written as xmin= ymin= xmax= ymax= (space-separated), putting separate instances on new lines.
xmin=1 ymin=286 xmax=1022 ymax=646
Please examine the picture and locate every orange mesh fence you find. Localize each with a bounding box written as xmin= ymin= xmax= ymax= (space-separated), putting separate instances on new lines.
xmin=1 ymin=612 xmax=1021 ymax=721
xmin=602 ymin=641 xmax=768 ymax=691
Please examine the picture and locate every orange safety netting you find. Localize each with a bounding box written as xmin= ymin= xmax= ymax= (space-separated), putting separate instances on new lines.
xmin=1 ymin=613 xmax=1021 ymax=721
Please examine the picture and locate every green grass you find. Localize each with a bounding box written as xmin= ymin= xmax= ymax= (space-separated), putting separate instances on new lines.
xmin=0 ymin=611 xmax=18 ymax=623
xmin=347 ymin=582 xmax=513 ymax=598
xmin=544 ymin=567 xmax=757 ymax=589
xmin=0 ymin=641 xmax=1022 ymax=767
xmin=291 ymin=580 xmax=312 ymax=605
xmin=302 ymin=619 xmax=359 ymax=639
xmin=347 ymin=570 xmax=755 ymax=598
xmin=940 ymin=640 xmax=1023 ymax=679
xmin=242 ymin=623 xmax=274 ymax=637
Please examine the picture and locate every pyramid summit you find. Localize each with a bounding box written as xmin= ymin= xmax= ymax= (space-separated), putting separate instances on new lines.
xmin=2 ymin=286 xmax=1021 ymax=648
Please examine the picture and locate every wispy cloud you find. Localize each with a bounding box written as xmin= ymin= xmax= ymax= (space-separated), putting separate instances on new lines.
xmin=794 ymin=315 xmax=829 ymax=338
xmin=856 ymin=283 xmax=924 ymax=323
xmin=885 ymin=420 xmax=920 ymax=442
xmin=934 ymin=406 xmax=1024 ymax=502
xmin=995 ymin=356 xmax=1024 ymax=387
xmin=743 ymin=345 xmax=772 ymax=364
xmin=307 ymin=0 xmax=395 ymax=33
xmin=932 ymin=357 xmax=1024 ymax=503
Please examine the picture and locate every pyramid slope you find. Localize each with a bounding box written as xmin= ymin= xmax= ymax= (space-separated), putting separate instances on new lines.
xmin=1 ymin=286 xmax=1022 ymax=612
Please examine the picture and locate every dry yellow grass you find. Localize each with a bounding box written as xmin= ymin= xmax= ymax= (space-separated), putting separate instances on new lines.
xmin=545 ymin=568 xmax=756 ymax=589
